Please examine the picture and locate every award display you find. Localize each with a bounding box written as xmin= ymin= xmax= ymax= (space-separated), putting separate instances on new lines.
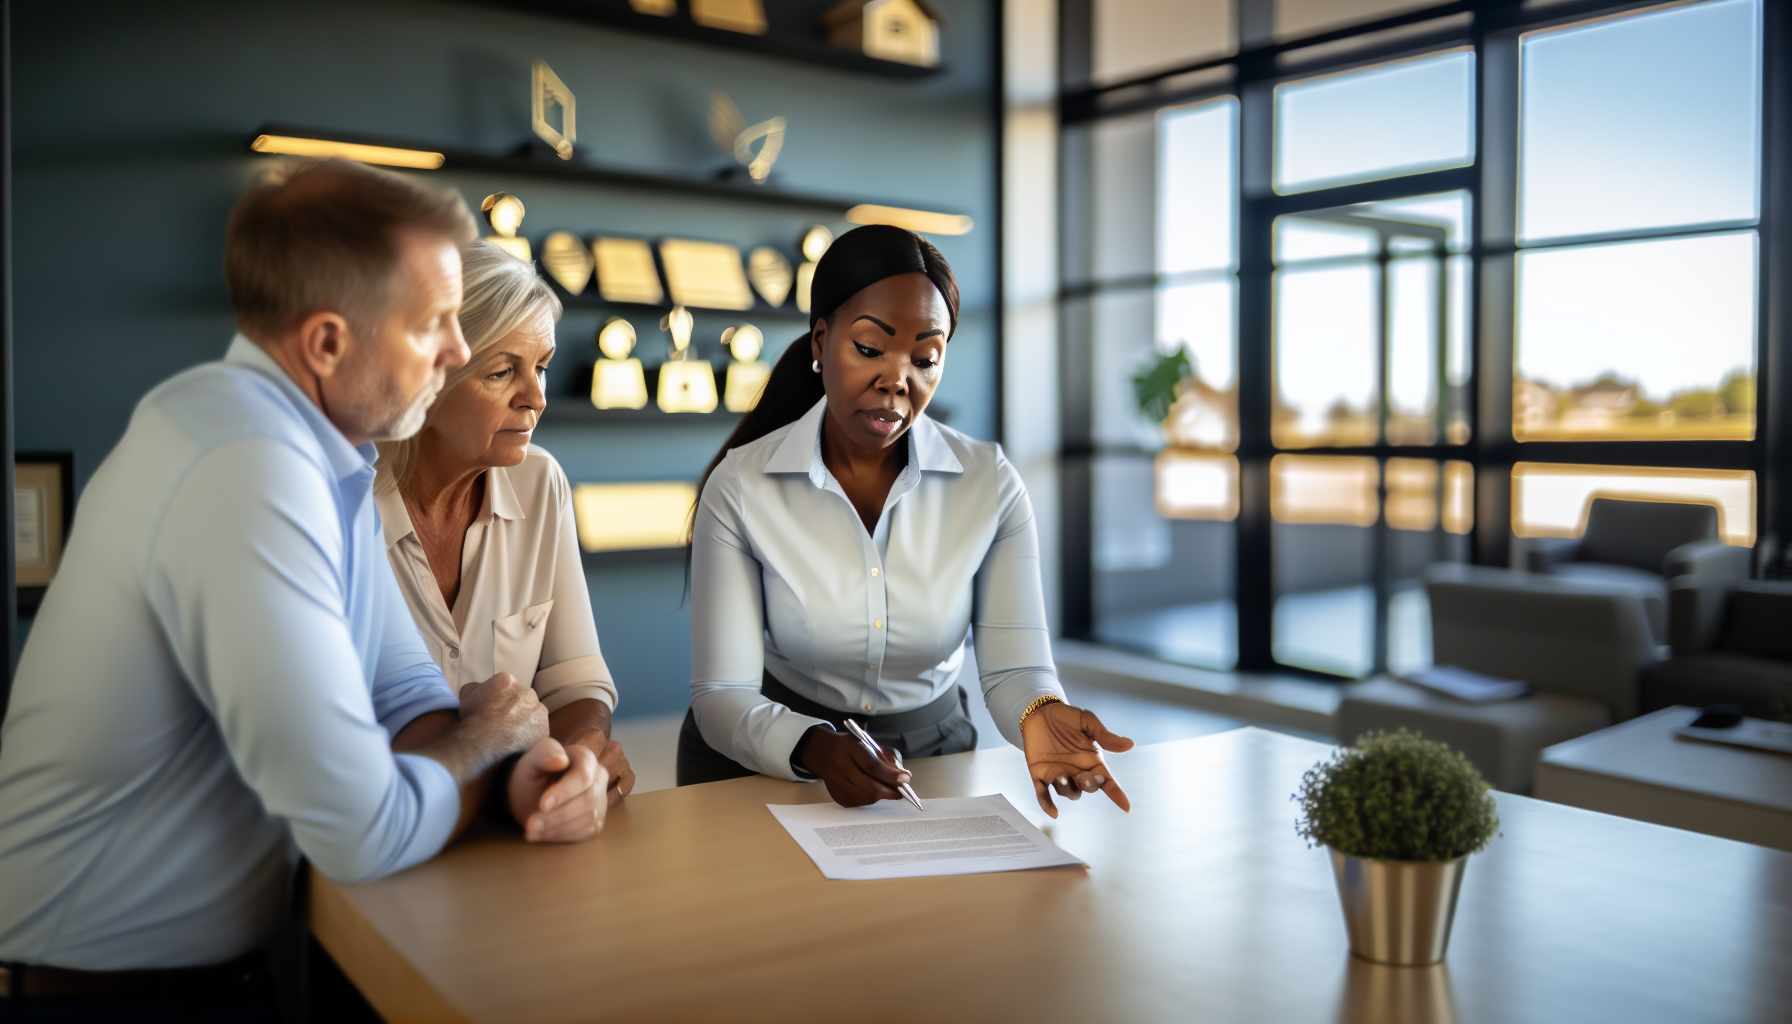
xmin=722 ymin=323 xmax=771 ymax=412
xmin=542 ymin=231 xmax=595 ymax=295
xmin=659 ymin=239 xmax=754 ymax=311
xmin=794 ymin=224 xmax=833 ymax=313
xmin=656 ymin=307 xmax=719 ymax=413
xmin=481 ymin=193 xmax=532 ymax=262
xmin=591 ymin=318 xmax=649 ymax=410
xmin=747 ymin=246 xmax=793 ymax=307
xmin=593 ymin=237 xmax=666 ymax=305
xmin=690 ymin=0 xmax=766 ymax=34
xmin=532 ymin=60 xmax=577 ymax=160
xmin=709 ymin=92 xmax=786 ymax=183
xmin=822 ymin=0 xmax=942 ymax=68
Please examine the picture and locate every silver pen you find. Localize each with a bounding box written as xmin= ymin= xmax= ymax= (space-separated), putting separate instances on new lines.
xmin=843 ymin=719 xmax=924 ymax=811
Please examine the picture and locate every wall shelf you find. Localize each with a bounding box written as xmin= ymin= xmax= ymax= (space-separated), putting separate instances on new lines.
xmin=484 ymin=0 xmax=942 ymax=79
xmin=250 ymin=125 xmax=895 ymax=213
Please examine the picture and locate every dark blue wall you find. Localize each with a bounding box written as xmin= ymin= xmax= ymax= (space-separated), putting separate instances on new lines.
xmin=12 ymin=0 xmax=997 ymax=717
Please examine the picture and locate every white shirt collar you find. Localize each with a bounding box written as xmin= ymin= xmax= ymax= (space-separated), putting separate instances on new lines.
xmin=763 ymin=397 xmax=965 ymax=483
xmin=376 ymin=464 xmax=525 ymax=551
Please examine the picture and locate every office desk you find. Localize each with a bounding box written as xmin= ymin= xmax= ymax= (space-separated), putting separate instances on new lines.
xmin=310 ymin=727 xmax=1792 ymax=1024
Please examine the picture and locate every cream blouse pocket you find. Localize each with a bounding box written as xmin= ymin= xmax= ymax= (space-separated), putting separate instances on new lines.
xmin=492 ymin=599 xmax=554 ymax=684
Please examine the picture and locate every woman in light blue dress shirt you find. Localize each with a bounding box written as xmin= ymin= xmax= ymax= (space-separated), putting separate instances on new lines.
xmin=682 ymin=225 xmax=1132 ymax=817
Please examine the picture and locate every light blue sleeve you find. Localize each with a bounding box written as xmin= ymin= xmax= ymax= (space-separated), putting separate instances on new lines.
xmin=974 ymin=452 xmax=1066 ymax=749
xmin=147 ymin=438 xmax=461 ymax=883
xmin=369 ymin=552 xmax=461 ymax=739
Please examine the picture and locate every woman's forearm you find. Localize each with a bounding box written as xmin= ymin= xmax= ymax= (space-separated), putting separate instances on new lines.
xmin=549 ymin=697 xmax=612 ymax=750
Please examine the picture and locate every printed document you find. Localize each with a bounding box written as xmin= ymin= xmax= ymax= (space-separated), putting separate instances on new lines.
xmin=768 ymin=794 xmax=1084 ymax=881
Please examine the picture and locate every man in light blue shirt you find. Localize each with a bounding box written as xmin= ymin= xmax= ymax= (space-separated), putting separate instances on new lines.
xmin=0 ymin=160 xmax=606 ymax=1016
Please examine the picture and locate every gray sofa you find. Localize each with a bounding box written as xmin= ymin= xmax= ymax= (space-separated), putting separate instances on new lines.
xmin=1338 ymin=563 xmax=1660 ymax=792
xmin=1641 ymin=576 xmax=1792 ymax=719
xmin=1526 ymin=498 xmax=1750 ymax=642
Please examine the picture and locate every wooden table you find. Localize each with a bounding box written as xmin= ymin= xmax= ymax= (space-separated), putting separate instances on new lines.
xmin=1536 ymin=705 xmax=1792 ymax=852
xmin=311 ymin=728 xmax=1792 ymax=1024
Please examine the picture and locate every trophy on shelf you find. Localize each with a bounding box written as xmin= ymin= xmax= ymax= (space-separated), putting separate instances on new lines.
xmin=542 ymin=231 xmax=595 ymax=295
xmin=532 ymin=60 xmax=577 ymax=160
xmin=722 ymin=323 xmax=771 ymax=412
xmin=691 ymin=0 xmax=767 ymax=34
xmin=656 ymin=306 xmax=719 ymax=413
xmin=747 ymin=246 xmax=793 ymax=307
xmin=794 ymin=225 xmax=833 ymax=312
xmin=591 ymin=318 xmax=649 ymax=410
xmin=709 ymin=91 xmax=786 ymax=184
xmin=821 ymin=0 xmax=941 ymax=68
xmin=481 ymin=193 xmax=531 ymax=262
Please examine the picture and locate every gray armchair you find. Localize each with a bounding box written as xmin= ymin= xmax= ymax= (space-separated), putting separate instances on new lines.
xmin=1526 ymin=498 xmax=1750 ymax=642
xmin=1641 ymin=576 xmax=1792 ymax=718
xmin=1338 ymin=563 xmax=1660 ymax=792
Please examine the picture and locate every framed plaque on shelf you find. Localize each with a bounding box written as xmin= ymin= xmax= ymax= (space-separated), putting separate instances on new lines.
xmin=593 ymin=237 xmax=667 ymax=305
xmin=658 ymin=239 xmax=755 ymax=311
xmin=15 ymin=451 xmax=74 ymax=614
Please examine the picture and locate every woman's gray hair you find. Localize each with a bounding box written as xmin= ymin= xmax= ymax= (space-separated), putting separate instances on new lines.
xmin=375 ymin=241 xmax=564 ymax=492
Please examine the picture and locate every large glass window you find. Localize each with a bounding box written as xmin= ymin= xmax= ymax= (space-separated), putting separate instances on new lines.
xmin=1515 ymin=232 xmax=1757 ymax=441
xmin=1514 ymin=0 xmax=1762 ymax=442
xmin=1518 ymin=0 xmax=1762 ymax=244
xmin=1275 ymin=50 xmax=1475 ymax=194
xmin=1272 ymin=192 xmax=1471 ymax=450
xmin=1062 ymin=0 xmax=1772 ymax=683
xmin=1087 ymin=97 xmax=1241 ymax=672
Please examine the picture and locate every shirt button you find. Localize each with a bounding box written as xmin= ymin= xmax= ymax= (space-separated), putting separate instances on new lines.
xmin=864 ymin=703 xmax=874 ymax=712
xmin=448 ymin=647 xmax=460 ymax=659
xmin=868 ymin=664 xmax=876 ymax=671
xmin=874 ymin=619 xmax=883 ymax=628
xmin=870 ymin=568 xmax=879 ymax=577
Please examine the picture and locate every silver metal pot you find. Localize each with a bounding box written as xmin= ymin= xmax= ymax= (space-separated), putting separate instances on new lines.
xmin=1329 ymin=848 xmax=1467 ymax=965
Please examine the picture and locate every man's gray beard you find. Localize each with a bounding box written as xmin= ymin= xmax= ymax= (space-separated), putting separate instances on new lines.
xmin=368 ymin=371 xmax=445 ymax=443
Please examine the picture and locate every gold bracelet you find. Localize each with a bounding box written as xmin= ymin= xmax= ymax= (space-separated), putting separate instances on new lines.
xmin=1018 ymin=694 xmax=1064 ymax=731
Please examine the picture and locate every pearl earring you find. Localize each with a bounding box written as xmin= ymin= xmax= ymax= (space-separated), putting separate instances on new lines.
xmin=812 ymin=360 xmax=821 ymax=373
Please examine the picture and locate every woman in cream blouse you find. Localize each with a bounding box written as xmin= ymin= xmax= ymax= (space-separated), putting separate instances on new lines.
xmin=684 ymin=225 xmax=1132 ymax=816
xmin=377 ymin=241 xmax=634 ymax=815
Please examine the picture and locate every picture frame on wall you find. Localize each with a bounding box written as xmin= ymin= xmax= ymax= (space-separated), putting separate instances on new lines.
xmin=15 ymin=451 xmax=74 ymax=615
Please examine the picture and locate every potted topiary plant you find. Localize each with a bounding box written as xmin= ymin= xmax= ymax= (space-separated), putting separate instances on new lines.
xmin=1294 ymin=729 xmax=1500 ymax=965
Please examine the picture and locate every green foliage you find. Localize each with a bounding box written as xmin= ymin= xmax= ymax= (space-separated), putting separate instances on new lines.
xmin=1132 ymin=349 xmax=1192 ymax=423
xmin=1668 ymin=388 xmax=1722 ymax=418
xmin=1294 ymin=730 xmax=1499 ymax=862
xmin=1721 ymin=371 xmax=1756 ymax=415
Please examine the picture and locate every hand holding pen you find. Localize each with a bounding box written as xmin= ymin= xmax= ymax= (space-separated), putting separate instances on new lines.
xmin=791 ymin=722 xmax=922 ymax=809
xmin=843 ymin=719 xmax=924 ymax=810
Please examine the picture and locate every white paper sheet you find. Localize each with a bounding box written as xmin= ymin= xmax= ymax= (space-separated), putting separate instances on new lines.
xmin=767 ymin=794 xmax=1085 ymax=881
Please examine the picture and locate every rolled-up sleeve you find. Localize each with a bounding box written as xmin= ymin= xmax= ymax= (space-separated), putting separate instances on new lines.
xmin=689 ymin=458 xmax=830 ymax=780
xmin=531 ymin=463 xmax=619 ymax=713
xmin=975 ymin=453 xmax=1066 ymax=748
xmin=150 ymin=438 xmax=462 ymax=884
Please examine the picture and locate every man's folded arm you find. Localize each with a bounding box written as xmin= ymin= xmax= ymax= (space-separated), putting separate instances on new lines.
xmin=149 ymin=438 xmax=460 ymax=883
